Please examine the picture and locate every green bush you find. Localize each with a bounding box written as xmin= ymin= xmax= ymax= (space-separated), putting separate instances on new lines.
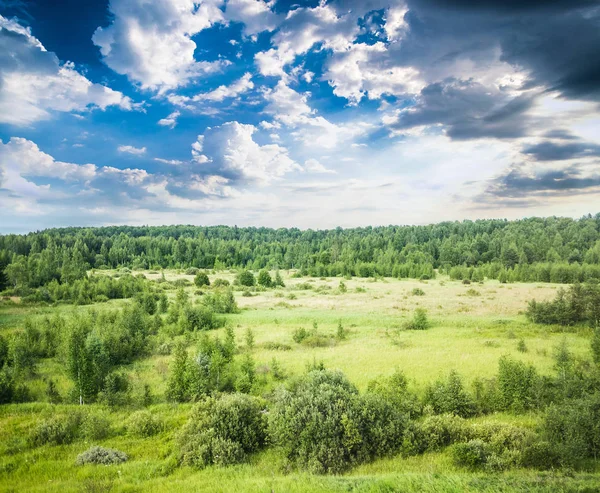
xmin=212 ymin=278 xmax=230 ymax=288
xmin=412 ymin=414 xmax=468 ymax=452
xmin=424 ymin=370 xmax=475 ymax=417
xmin=411 ymin=288 xmax=425 ymax=296
xmin=497 ymin=356 xmax=538 ymax=412
xmin=292 ymin=327 xmax=309 ymax=343
xmin=194 ymin=272 xmax=210 ymax=287
xmin=404 ymin=308 xmax=430 ymax=330
xmin=178 ymin=394 xmax=267 ymax=469
xmin=257 ymin=270 xmax=272 ymax=287
xmin=81 ymin=411 xmax=111 ymax=440
xmin=237 ymin=271 xmax=256 ymax=287
xmin=126 ymin=410 xmax=161 ymax=438
xmin=76 ymin=446 xmax=128 ymax=465
xmin=202 ymin=288 xmax=238 ymax=314
xmin=269 ymin=370 xmax=360 ymax=474
xmin=31 ymin=413 xmax=81 ymax=446
xmin=451 ymin=439 xmax=488 ymax=469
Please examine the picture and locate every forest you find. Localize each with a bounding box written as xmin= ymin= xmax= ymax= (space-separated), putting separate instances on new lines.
xmin=2 ymin=215 xmax=600 ymax=297
xmin=1 ymin=216 xmax=600 ymax=491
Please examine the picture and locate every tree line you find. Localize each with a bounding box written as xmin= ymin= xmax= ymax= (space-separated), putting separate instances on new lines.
xmin=1 ymin=214 xmax=600 ymax=292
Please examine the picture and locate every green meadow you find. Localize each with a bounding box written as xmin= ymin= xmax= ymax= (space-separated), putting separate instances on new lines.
xmin=1 ymin=271 xmax=599 ymax=492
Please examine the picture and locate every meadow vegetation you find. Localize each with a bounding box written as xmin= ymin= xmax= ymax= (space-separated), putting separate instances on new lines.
xmin=2 ymin=219 xmax=600 ymax=491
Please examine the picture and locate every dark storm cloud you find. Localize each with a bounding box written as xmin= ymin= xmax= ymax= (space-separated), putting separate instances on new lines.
xmin=399 ymin=0 xmax=600 ymax=102
xmin=542 ymin=130 xmax=579 ymax=141
xmin=481 ymin=164 xmax=600 ymax=201
xmin=522 ymin=141 xmax=600 ymax=161
xmin=393 ymin=79 xmax=535 ymax=140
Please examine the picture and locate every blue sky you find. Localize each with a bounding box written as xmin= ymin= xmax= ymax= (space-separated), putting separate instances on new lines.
xmin=0 ymin=0 xmax=599 ymax=233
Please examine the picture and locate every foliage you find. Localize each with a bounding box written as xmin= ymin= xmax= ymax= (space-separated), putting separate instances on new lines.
xmin=194 ymin=272 xmax=210 ymax=287
xmin=424 ymin=370 xmax=476 ymax=417
xmin=178 ymin=394 xmax=267 ymax=468
xmin=257 ymin=270 xmax=272 ymax=287
xmin=237 ymin=271 xmax=256 ymax=287
xmin=126 ymin=410 xmax=161 ymax=438
xmin=75 ymin=446 xmax=128 ymax=465
xmin=404 ymin=308 xmax=430 ymax=330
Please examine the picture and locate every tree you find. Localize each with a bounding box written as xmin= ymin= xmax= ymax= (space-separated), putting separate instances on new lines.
xmin=274 ymin=271 xmax=285 ymax=287
xmin=194 ymin=272 xmax=210 ymax=287
xmin=257 ymin=270 xmax=272 ymax=288
xmin=237 ymin=270 xmax=255 ymax=287
xmin=166 ymin=342 xmax=189 ymax=402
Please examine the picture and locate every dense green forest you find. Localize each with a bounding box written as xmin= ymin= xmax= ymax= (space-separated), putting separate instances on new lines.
xmin=2 ymin=215 xmax=600 ymax=296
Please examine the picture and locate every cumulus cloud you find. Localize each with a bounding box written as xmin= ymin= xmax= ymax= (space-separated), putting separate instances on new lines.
xmin=254 ymin=3 xmax=359 ymax=78
xmin=158 ymin=111 xmax=180 ymax=128
xmin=262 ymin=80 xmax=371 ymax=148
xmin=167 ymin=73 xmax=254 ymax=110
xmin=191 ymin=121 xmax=301 ymax=184
xmin=0 ymin=137 xmax=97 ymax=181
xmin=93 ymin=0 xmax=227 ymax=92
xmin=0 ymin=16 xmax=135 ymax=126
xmin=224 ymin=0 xmax=279 ymax=36
xmin=304 ymin=159 xmax=336 ymax=174
xmin=118 ymin=145 xmax=147 ymax=156
xmin=390 ymin=79 xmax=536 ymax=140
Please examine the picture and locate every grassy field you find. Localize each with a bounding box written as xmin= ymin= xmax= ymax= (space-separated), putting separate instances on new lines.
xmin=1 ymin=271 xmax=598 ymax=492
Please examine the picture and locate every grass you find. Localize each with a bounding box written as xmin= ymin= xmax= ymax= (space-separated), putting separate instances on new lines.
xmin=1 ymin=271 xmax=597 ymax=491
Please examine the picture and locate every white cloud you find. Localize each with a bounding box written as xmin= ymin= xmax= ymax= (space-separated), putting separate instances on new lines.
xmin=118 ymin=145 xmax=147 ymax=156
xmin=224 ymin=0 xmax=279 ymax=36
xmin=168 ymin=73 xmax=254 ymax=109
xmin=304 ymin=158 xmax=336 ymax=174
xmin=325 ymin=42 xmax=424 ymax=104
xmin=0 ymin=16 xmax=135 ymax=126
xmin=254 ymin=3 xmax=358 ymax=78
xmin=92 ymin=0 xmax=227 ymax=92
xmin=262 ymin=80 xmax=371 ymax=148
xmin=154 ymin=157 xmax=184 ymax=165
xmin=158 ymin=111 xmax=180 ymax=128
xmin=0 ymin=137 xmax=97 ymax=181
xmin=192 ymin=121 xmax=301 ymax=184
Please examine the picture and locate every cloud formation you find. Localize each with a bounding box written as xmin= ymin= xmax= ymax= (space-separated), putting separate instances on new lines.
xmin=0 ymin=16 xmax=134 ymax=126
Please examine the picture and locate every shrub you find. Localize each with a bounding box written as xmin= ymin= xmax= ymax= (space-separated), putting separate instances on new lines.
xmin=412 ymin=414 xmax=468 ymax=452
xmin=237 ymin=271 xmax=256 ymax=287
xmin=194 ymin=272 xmax=210 ymax=287
xmin=411 ymin=288 xmax=425 ymax=296
xmin=465 ymin=288 xmax=480 ymax=297
xmin=497 ymin=357 xmax=538 ymax=412
xmin=178 ymin=394 xmax=267 ymax=469
xmin=404 ymin=308 xmax=430 ymax=330
xmin=31 ymin=414 xmax=81 ymax=446
xmin=424 ymin=370 xmax=475 ymax=418
xmin=543 ymin=393 xmax=600 ymax=465
xmin=76 ymin=446 xmax=128 ymax=466
xmin=257 ymin=270 xmax=272 ymax=288
xmin=185 ymin=268 xmax=200 ymax=275
xmin=462 ymin=279 xmax=471 ymax=285
xmin=126 ymin=410 xmax=161 ymax=438
xmin=81 ymin=412 xmax=111 ymax=440
xmin=179 ymin=305 xmax=224 ymax=332
xmin=451 ymin=439 xmax=488 ymax=469
xmin=202 ymin=288 xmax=238 ymax=314
xmin=269 ymin=370 xmax=361 ymax=474
xmin=292 ymin=327 xmax=309 ymax=343
xmin=212 ymin=278 xmax=230 ymax=288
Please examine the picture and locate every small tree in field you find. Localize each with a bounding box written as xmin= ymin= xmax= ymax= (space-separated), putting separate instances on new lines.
xmin=257 ymin=270 xmax=272 ymax=288
xmin=274 ymin=271 xmax=285 ymax=287
xmin=237 ymin=270 xmax=255 ymax=287
xmin=194 ymin=272 xmax=210 ymax=287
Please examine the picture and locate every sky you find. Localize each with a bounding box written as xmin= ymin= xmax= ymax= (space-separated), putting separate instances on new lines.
xmin=0 ymin=0 xmax=599 ymax=233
